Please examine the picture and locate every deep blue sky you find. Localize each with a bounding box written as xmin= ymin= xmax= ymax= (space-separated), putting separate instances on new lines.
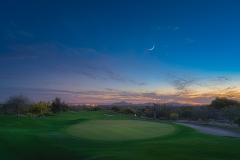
xmin=1 ymin=0 xmax=240 ymax=104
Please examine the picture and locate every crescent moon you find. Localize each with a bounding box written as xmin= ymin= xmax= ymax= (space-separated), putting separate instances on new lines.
xmin=148 ymin=45 xmax=155 ymax=51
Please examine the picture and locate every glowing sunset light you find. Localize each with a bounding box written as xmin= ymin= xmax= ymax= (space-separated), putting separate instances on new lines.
xmin=1 ymin=1 xmax=240 ymax=104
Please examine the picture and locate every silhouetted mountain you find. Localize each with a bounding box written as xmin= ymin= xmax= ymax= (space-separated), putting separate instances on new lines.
xmin=142 ymin=102 xmax=154 ymax=106
xmin=110 ymin=101 xmax=199 ymax=107
xmin=111 ymin=101 xmax=133 ymax=106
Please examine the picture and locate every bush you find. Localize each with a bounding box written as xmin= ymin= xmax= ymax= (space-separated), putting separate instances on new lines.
xmin=93 ymin=107 xmax=98 ymax=111
xmin=123 ymin=107 xmax=135 ymax=114
xmin=191 ymin=107 xmax=209 ymax=121
xmin=112 ymin=106 xmax=121 ymax=112
xmin=236 ymin=116 xmax=240 ymax=126
xmin=182 ymin=107 xmax=194 ymax=119
xmin=170 ymin=113 xmax=179 ymax=120
xmin=210 ymin=97 xmax=240 ymax=109
xmin=136 ymin=111 xmax=143 ymax=117
xmin=51 ymin=97 xmax=69 ymax=114
xmin=28 ymin=101 xmax=48 ymax=117
xmin=221 ymin=106 xmax=239 ymax=125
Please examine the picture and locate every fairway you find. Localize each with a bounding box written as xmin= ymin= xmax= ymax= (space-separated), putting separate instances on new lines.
xmin=67 ymin=120 xmax=175 ymax=140
xmin=1 ymin=111 xmax=240 ymax=160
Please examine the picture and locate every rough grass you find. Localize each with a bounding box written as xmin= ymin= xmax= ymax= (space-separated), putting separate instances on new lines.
xmin=0 ymin=111 xmax=240 ymax=160
xmin=67 ymin=120 xmax=175 ymax=140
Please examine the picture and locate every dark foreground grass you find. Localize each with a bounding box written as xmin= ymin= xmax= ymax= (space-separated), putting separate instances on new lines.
xmin=0 ymin=111 xmax=240 ymax=160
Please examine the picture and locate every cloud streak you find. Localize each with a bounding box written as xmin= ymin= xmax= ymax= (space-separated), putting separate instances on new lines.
xmin=0 ymin=55 xmax=38 ymax=60
xmin=4 ymin=41 xmax=147 ymax=86
xmin=1 ymin=82 xmax=240 ymax=104
xmin=186 ymin=38 xmax=194 ymax=43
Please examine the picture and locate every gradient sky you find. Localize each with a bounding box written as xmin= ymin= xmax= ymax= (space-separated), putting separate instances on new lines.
xmin=1 ymin=0 xmax=240 ymax=104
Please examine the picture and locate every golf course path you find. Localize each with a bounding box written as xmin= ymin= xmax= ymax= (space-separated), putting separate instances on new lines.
xmin=176 ymin=123 xmax=240 ymax=138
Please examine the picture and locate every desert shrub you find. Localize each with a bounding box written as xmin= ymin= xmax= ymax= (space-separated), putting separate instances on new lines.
xmin=170 ymin=113 xmax=179 ymax=120
xmin=182 ymin=106 xmax=194 ymax=119
xmin=157 ymin=106 xmax=172 ymax=119
xmin=29 ymin=101 xmax=49 ymax=117
xmin=93 ymin=107 xmax=98 ymax=111
xmin=191 ymin=107 xmax=209 ymax=121
xmin=221 ymin=106 xmax=239 ymax=125
xmin=123 ymin=107 xmax=135 ymax=114
xmin=236 ymin=116 xmax=240 ymax=126
xmin=136 ymin=111 xmax=143 ymax=117
xmin=112 ymin=106 xmax=121 ymax=112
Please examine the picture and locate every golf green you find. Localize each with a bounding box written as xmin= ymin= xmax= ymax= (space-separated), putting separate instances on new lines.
xmin=67 ymin=120 xmax=175 ymax=140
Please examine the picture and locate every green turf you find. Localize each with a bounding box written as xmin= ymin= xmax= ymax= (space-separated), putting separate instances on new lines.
xmin=0 ymin=111 xmax=240 ymax=160
xmin=67 ymin=120 xmax=175 ymax=140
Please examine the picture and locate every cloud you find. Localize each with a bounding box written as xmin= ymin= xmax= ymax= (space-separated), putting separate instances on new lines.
xmin=158 ymin=70 xmax=240 ymax=103
xmin=1 ymin=20 xmax=33 ymax=43
xmin=155 ymin=26 xmax=180 ymax=31
xmin=212 ymin=76 xmax=231 ymax=83
xmin=77 ymin=65 xmax=129 ymax=84
xmin=5 ymin=41 xmax=147 ymax=86
xmin=0 ymin=55 xmax=38 ymax=60
xmin=1 ymin=84 xmax=240 ymax=104
xmin=173 ymin=26 xmax=179 ymax=31
xmin=0 ymin=72 xmax=33 ymax=80
xmin=159 ymin=72 xmax=238 ymax=98
xmin=160 ymin=72 xmax=199 ymax=95
xmin=186 ymin=38 xmax=194 ymax=43
xmin=225 ymin=86 xmax=237 ymax=90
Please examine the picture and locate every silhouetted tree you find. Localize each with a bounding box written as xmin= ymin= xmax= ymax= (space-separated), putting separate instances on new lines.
xmin=236 ymin=116 xmax=240 ymax=126
xmin=2 ymin=95 xmax=30 ymax=115
xmin=221 ymin=106 xmax=239 ymax=125
xmin=93 ymin=107 xmax=98 ymax=111
xmin=112 ymin=106 xmax=121 ymax=112
xmin=51 ymin=97 xmax=61 ymax=114
xmin=182 ymin=106 xmax=194 ymax=120
xmin=51 ymin=97 xmax=69 ymax=114
xmin=0 ymin=103 xmax=3 ymax=115
xmin=157 ymin=106 xmax=172 ymax=119
xmin=191 ymin=107 xmax=210 ymax=121
xmin=61 ymin=102 xmax=69 ymax=112
xmin=210 ymin=97 xmax=240 ymax=109
xmin=123 ymin=107 xmax=135 ymax=114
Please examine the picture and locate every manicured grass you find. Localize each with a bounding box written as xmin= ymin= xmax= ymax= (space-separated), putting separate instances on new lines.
xmin=67 ymin=120 xmax=175 ymax=140
xmin=0 ymin=111 xmax=240 ymax=160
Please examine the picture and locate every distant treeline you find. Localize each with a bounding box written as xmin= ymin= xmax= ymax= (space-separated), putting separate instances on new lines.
xmin=110 ymin=97 xmax=240 ymax=126
xmin=0 ymin=95 xmax=69 ymax=117
xmin=0 ymin=95 xmax=240 ymax=126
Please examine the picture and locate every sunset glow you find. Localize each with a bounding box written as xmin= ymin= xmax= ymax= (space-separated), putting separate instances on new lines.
xmin=1 ymin=0 xmax=240 ymax=104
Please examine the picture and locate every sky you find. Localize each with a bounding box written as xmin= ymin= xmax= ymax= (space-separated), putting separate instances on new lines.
xmin=1 ymin=0 xmax=240 ymax=104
